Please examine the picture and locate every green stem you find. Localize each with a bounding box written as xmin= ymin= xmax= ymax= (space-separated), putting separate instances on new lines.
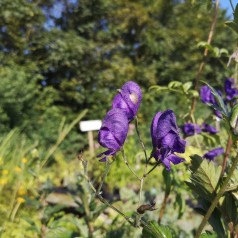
xmin=81 ymin=159 xmax=134 ymax=226
xmin=195 ymin=151 xmax=238 ymax=238
xmin=135 ymin=116 xmax=148 ymax=163
xmin=144 ymin=161 xmax=161 ymax=177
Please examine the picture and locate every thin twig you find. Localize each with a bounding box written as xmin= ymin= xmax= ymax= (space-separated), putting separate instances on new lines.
xmin=97 ymin=160 xmax=113 ymax=194
xmin=195 ymin=150 xmax=238 ymax=238
xmin=135 ymin=116 xmax=148 ymax=164
xmin=121 ymin=148 xmax=141 ymax=180
xmin=189 ymin=0 xmax=220 ymax=118
xmin=144 ymin=161 xmax=162 ymax=177
xmin=221 ymin=135 xmax=232 ymax=177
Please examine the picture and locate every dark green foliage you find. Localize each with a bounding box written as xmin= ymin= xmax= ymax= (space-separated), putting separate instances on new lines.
xmin=142 ymin=221 xmax=174 ymax=238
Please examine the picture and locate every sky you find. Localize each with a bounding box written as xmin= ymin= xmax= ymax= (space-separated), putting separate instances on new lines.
xmin=220 ymin=0 xmax=238 ymax=17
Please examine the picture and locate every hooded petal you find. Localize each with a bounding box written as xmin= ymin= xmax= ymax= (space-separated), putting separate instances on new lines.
xmin=112 ymin=81 xmax=142 ymax=121
xmin=98 ymin=108 xmax=129 ymax=151
xmin=150 ymin=110 xmax=186 ymax=170
xmin=151 ymin=111 xmax=163 ymax=147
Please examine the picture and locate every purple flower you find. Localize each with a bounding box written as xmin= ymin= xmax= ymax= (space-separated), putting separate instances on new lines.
xmin=203 ymin=147 xmax=224 ymax=161
xmin=200 ymin=86 xmax=216 ymax=104
xmin=151 ymin=110 xmax=186 ymax=171
xmin=225 ymin=78 xmax=238 ymax=101
xmin=112 ymin=81 xmax=142 ymax=121
xmin=97 ymin=108 xmax=129 ymax=161
xmin=202 ymin=123 xmax=218 ymax=134
xmin=200 ymin=86 xmax=222 ymax=118
xmin=181 ymin=123 xmax=201 ymax=136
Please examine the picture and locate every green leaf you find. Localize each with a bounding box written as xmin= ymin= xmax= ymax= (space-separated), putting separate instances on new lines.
xmin=189 ymin=90 xmax=199 ymax=97
xmin=149 ymin=85 xmax=167 ymax=91
xmin=221 ymin=192 xmax=238 ymax=226
xmin=200 ymin=231 xmax=217 ymax=238
xmin=182 ymin=82 xmax=192 ymax=92
xmin=168 ymin=81 xmax=182 ymax=89
xmin=186 ymin=155 xmax=222 ymax=202
xmin=225 ymin=21 xmax=238 ymax=34
xmin=142 ymin=221 xmax=174 ymax=238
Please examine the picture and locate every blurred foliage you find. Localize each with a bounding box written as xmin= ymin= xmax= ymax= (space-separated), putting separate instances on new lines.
xmin=0 ymin=0 xmax=236 ymax=149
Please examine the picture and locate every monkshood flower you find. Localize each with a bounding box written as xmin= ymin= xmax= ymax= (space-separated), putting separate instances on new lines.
xmin=201 ymin=123 xmax=218 ymax=134
xmin=200 ymin=85 xmax=222 ymax=118
xmin=181 ymin=123 xmax=201 ymax=136
xmin=200 ymin=85 xmax=216 ymax=104
xmin=225 ymin=78 xmax=238 ymax=101
xmin=151 ymin=110 xmax=186 ymax=171
xmin=203 ymin=147 xmax=224 ymax=161
xmin=112 ymin=81 xmax=142 ymax=121
xmin=97 ymin=108 xmax=129 ymax=162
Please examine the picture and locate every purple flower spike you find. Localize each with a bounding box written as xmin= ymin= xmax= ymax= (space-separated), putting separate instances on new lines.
xmin=202 ymin=123 xmax=218 ymax=134
xmin=203 ymin=147 xmax=224 ymax=161
xmin=112 ymin=81 xmax=142 ymax=121
xmin=97 ymin=108 xmax=129 ymax=161
xmin=225 ymin=78 xmax=238 ymax=101
xmin=181 ymin=123 xmax=201 ymax=136
xmin=151 ymin=110 xmax=186 ymax=171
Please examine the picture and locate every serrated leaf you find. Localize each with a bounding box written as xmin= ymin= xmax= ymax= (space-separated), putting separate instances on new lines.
xmin=187 ymin=155 xmax=222 ymax=202
xmin=142 ymin=221 xmax=174 ymax=238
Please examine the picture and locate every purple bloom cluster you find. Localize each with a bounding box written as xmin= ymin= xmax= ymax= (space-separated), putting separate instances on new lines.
xmin=203 ymin=147 xmax=224 ymax=161
xmin=98 ymin=82 xmax=187 ymax=170
xmin=151 ymin=110 xmax=186 ymax=170
xmin=225 ymin=78 xmax=238 ymax=101
xmin=97 ymin=81 xmax=142 ymax=161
